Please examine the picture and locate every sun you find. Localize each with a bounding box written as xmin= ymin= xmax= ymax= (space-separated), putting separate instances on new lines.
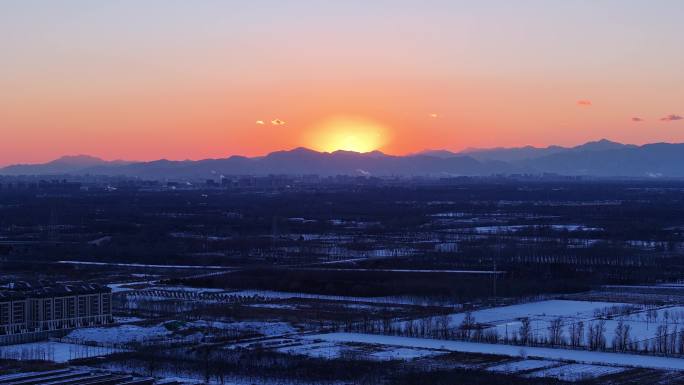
xmin=306 ymin=116 xmax=388 ymax=153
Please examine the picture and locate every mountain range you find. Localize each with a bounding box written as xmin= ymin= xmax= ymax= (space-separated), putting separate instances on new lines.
xmin=2 ymin=139 xmax=684 ymax=179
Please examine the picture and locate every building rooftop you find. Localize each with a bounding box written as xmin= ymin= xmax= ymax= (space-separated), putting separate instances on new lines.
xmin=0 ymin=281 xmax=110 ymax=301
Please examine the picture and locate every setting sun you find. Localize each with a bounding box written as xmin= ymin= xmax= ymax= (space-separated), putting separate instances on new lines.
xmin=306 ymin=116 xmax=388 ymax=153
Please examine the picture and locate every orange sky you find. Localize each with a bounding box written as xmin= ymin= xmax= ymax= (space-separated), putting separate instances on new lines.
xmin=1 ymin=1 xmax=683 ymax=166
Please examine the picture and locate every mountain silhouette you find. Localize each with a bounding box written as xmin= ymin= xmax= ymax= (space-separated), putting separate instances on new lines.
xmin=2 ymin=140 xmax=683 ymax=178
xmin=0 ymin=155 xmax=131 ymax=175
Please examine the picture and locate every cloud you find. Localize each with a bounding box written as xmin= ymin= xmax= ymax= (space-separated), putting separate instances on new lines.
xmin=255 ymin=120 xmax=265 ymax=125
xmin=660 ymin=114 xmax=683 ymax=122
xmin=271 ymin=119 xmax=286 ymax=125
xmin=631 ymin=117 xmax=644 ymax=122
xmin=576 ymin=100 xmax=592 ymax=107
xmin=428 ymin=113 xmax=438 ymax=118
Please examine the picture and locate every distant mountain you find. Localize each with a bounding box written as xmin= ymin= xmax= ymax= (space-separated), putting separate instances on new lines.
xmin=457 ymin=139 xmax=635 ymax=162
xmin=0 ymin=155 xmax=131 ymax=175
xmin=571 ymin=139 xmax=635 ymax=152
xmin=415 ymin=149 xmax=460 ymax=159
xmin=2 ymin=140 xmax=684 ymax=178
xmin=521 ymin=142 xmax=684 ymax=177
xmin=80 ymin=148 xmax=516 ymax=179
xmin=459 ymin=145 xmax=566 ymax=162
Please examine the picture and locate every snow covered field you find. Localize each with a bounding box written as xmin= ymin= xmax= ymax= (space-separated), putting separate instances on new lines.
xmin=437 ymin=299 xmax=684 ymax=350
xmin=109 ymin=283 xmax=226 ymax=294
xmin=225 ymin=289 xmax=432 ymax=305
xmin=471 ymin=224 xmax=601 ymax=234
xmin=525 ymin=363 xmax=625 ymax=382
xmin=270 ymin=338 xmax=444 ymax=361
xmin=442 ymin=299 xmax=629 ymax=330
xmin=62 ymin=320 xmax=297 ymax=346
xmin=108 ymin=281 xmax=154 ymax=293
xmin=59 ymin=260 xmax=229 ymax=269
xmin=116 ymin=285 xmax=434 ymax=307
xmin=367 ymin=346 xmax=443 ymax=361
xmin=189 ymin=320 xmax=297 ymax=336
xmin=64 ymin=324 xmax=172 ymax=345
xmin=275 ymin=340 xmax=344 ymax=359
xmin=486 ymin=355 xmax=628 ymax=381
xmin=486 ymin=359 xmax=559 ymax=373
xmin=0 ymin=342 xmax=124 ymax=362
xmin=403 ymin=299 xmax=672 ymax=349
xmin=305 ymin=333 xmax=684 ymax=370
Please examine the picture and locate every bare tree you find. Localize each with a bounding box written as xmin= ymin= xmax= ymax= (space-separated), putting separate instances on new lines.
xmin=519 ymin=317 xmax=532 ymax=346
xmin=458 ymin=312 xmax=476 ymax=340
xmin=655 ymin=323 xmax=669 ymax=354
xmin=570 ymin=321 xmax=584 ymax=348
xmin=678 ymin=329 xmax=684 ymax=354
xmin=613 ymin=319 xmax=630 ymax=352
xmin=547 ymin=317 xmax=563 ymax=346
xmin=436 ymin=314 xmax=450 ymax=339
xmin=588 ymin=320 xmax=606 ymax=351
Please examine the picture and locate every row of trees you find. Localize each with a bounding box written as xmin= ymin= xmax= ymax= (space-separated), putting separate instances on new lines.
xmin=340 ymin=311 xmax=684 ymax=357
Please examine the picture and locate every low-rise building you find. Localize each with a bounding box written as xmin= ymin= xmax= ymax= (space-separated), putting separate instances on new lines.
xmin=0 ymin=282 xmax=112 ymax=342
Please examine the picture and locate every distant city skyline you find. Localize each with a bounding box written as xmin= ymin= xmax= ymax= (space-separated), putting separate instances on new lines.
xmin=2 ymin=1 xmax=683 ymax=166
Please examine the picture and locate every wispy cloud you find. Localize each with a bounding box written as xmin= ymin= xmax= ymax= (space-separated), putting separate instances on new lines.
xmin=660 ymin=114 xmax=683 ymax=122
xmin=271 ymin=119 xmax=286 ymax=125
xmin=255 ymin=120 xmax=265 ymax=125
xmin=577 ymin=99 xmax=592 ymax=107
xmin=631 ymin=117 xmax=644 ymax=122
xmin=428 ymin=113 xmax=438 ymax=118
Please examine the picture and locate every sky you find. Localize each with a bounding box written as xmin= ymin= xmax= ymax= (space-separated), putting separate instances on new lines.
xmin=1 ymin=0 xmax=683 ymax=165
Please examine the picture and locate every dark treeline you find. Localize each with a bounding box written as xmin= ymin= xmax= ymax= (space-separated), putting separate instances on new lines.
xmin=90 ymin=348 xmax=574 ymax=385
xmin=186 ymin=266 xmax=592 ymax=301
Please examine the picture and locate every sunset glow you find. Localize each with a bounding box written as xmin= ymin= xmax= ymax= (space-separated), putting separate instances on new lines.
xmin=1 ymin=1 xmax=684 ymax=166
xmin=307 ymin=117 xmax=388 ymax=153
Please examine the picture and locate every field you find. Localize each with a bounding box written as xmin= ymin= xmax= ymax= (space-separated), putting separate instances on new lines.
xmin=4 ymin=181 xmax=684 ymax=384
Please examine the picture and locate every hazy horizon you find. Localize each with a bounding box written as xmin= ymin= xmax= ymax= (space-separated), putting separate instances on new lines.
xmin=0 ymin=137 xmax=674 ymax=167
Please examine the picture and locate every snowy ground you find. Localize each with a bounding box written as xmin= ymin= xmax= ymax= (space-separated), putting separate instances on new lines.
xmin=188 ymin=320 xmax=298 ymax=336
xmin=59 ymin=260 xmax=229 ymax=269
xmin=63 ymin=320 xmax=298 ymax=346
xmin=109 ymin=283 xmax=226 ymax=294
xmin=0 ymin=342 xmax=124 ymax=362
xmin=525 ymin=363 xmax=626 ymax=382
xmin=118 ymin=286 xmax=430 ymax=308
xmin=442 ymin=299 xmax=630 ymax=330
xmin=367 ymin=346 xmax=443 ymax=361
xmin=108 ymin=281 xmax=154 ymax=293
xmin=64 ymin=324 xmax=172 ymax=345
xmin=305 ymin=332 xmax=684 ymax=371
xmin=405 ymin=299 xmax=667 ymax=349
xmin=114 ymin=282 xmax=447 ymax=306
xmin=274 ymin=340 xmax=344 ymax=359
xmin=264 ymin=338 xmax=445 ymax=361
xmin=471 ymin=224 xmax=601 ymax=234
xmin=114 ymin=316 xmax=145 ymax=324
xmin=153 ymin=285 xmax=227 ymax=293
xmin=225 ymin=289 xmax=435 ymax=305
xmin=247 ymin=303 xmax=298 ymax=310
xmin=486 ymin=359 xmax=560 ymax=373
